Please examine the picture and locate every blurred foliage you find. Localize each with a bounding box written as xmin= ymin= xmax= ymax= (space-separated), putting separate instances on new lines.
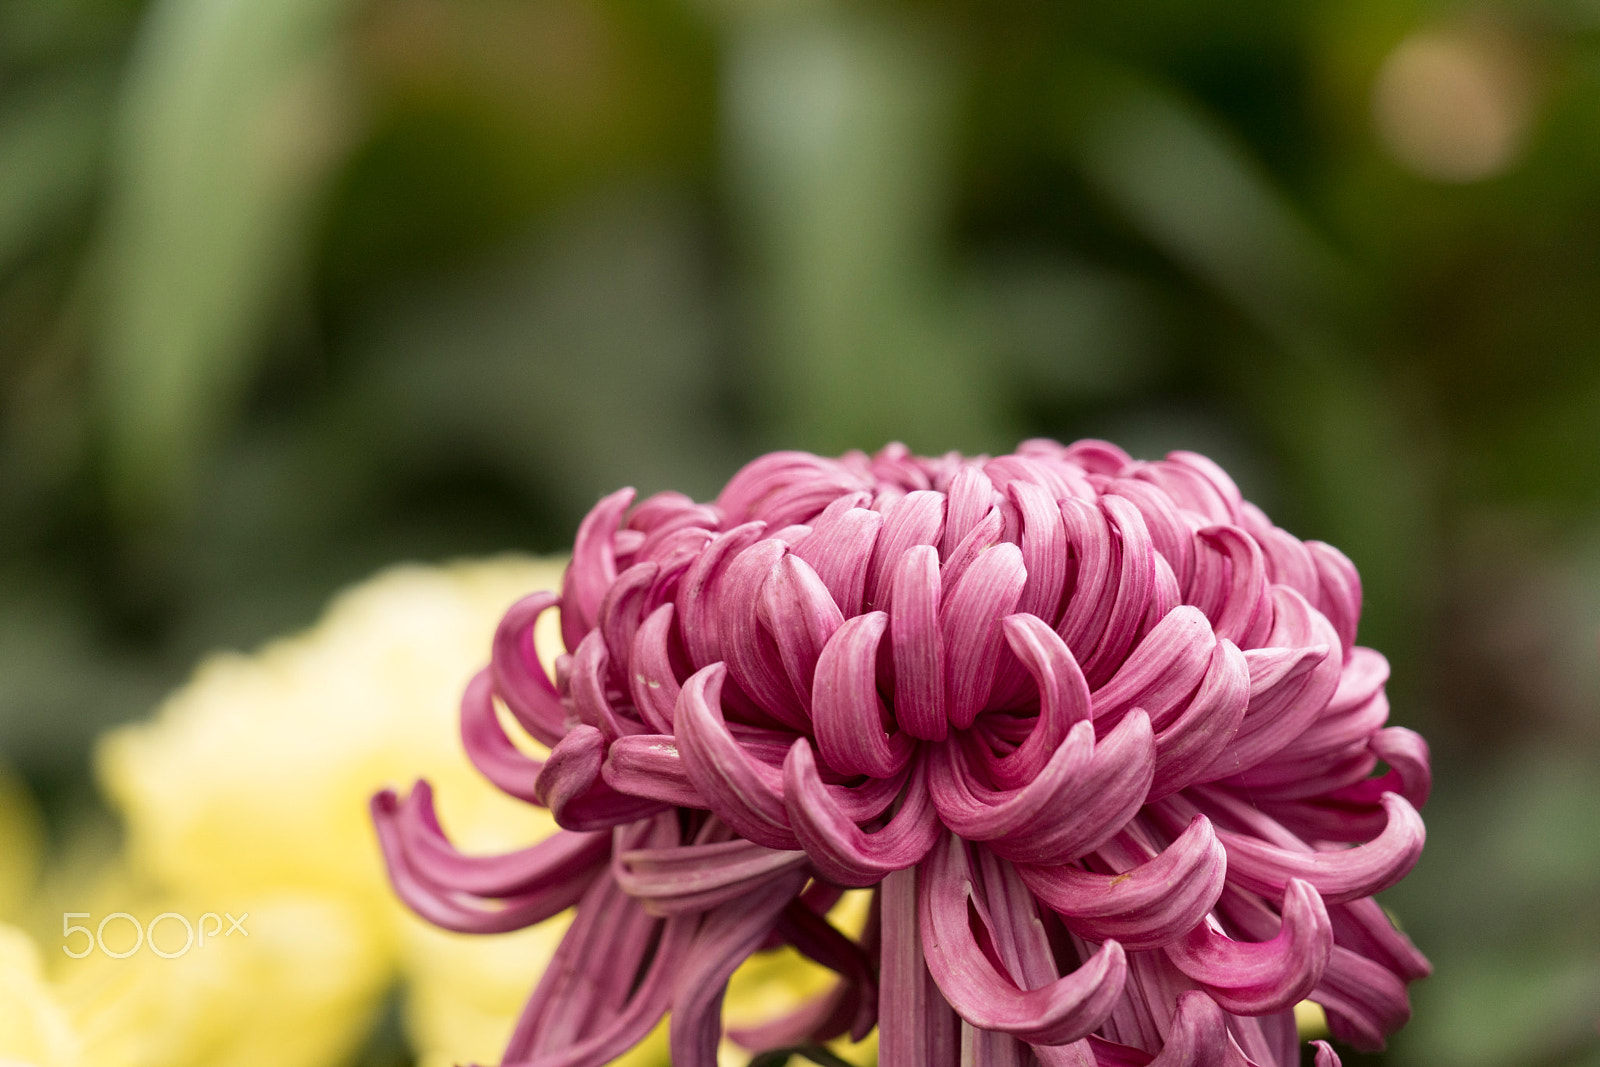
xmin=3 ymin=0 xmax=1600 ymax=1063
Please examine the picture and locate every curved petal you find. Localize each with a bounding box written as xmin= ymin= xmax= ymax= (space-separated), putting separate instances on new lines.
xmin=570 ymin=630 xmax=641 ymax=740
xmin=613 ymin=835 xmax=809 ymax=916
xmin=491 ymin=592 xmax=569 ymax=747
xmin=891 ymin=546 xmax=948 ymax=741
xmin=627 ymin=603 xmax=681 ymax=734
xmin=918 ymin=833 xmax=1127 ymax=1045
xmin=1057 ymin=498 xmax=1115 ymax=655
xmin=783 ymin=739 xmax=939 ymax=886
xmin=600 ymin=733 xmax=703 ymax=808
xmin=1311 ymin=945 xmax=1411 ymax=1052
xmin=1324 ymin=727 xmax=1431 ymax=810
xmin=792 ymin=505 xmax=883 ymax=618
xmin=460 ymin=668 xmax=545 ymax=803
xmin=815 ymin=612 xmax=916 ymax=776
xmin=1148 ymin=639 xmax=1251 ymax=801
xmin=867 ymin=489 xmax=947 ymax=611
xmin=932 ymin=711 xmax=1155 ymax=866
xmin=535 ymin=725 xmax=669 ymax=831
xmin=669 ymin=868 xmax=810 ymax=1065
xmin=1082 ymin=496 xmax=1156 ymax=686
xmin=1018 ymin=816 xmax=1225 ymax=950
xmin=1144 ymin=991 xmax=1250 ymax=1067
xmin=760 ymin=552 xmax=846 ymax=706
xmin=1091 ymin=606 xmax=1216 ymax=731
xmin=675 ymin=663 xmax=800 ymax=850
xmin=561 ymin=487 xmax=635 ymax=651
xmin=598 ymin=560 xmax=659 ymax=675
xmin=1165 ymin=878 xmax=1332 ymax=1014
xmin=388 ymin=779 xmax=609 ymax=898
xmin=942 ymin=464 xmax=999 ymax=559
xmin=1217 ymin=793 xmax=1425 ymax=905
xmin=981 ymin=614 xmax=1092 ymax=789
xmin=677 ymin=521 xmax=766 ymax=671
xmin=1012 ymin=479 xmax=1068 ymax=622
xmin=1194 ymin=525 xmax=1270 ymax=649
xmin=943 ymin=541 xmax=1027 ymax=729
xmin=721 ymin=538 xmax=810 ymax=729
xmin=371 ymin=789 xmax=602 ymax=933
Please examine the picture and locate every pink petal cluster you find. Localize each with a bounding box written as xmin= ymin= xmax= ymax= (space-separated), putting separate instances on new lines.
xmin=373 ymin=440 xmax=1431 ymax=1067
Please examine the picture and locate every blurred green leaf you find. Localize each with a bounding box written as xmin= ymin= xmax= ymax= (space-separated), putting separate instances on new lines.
xmin=95 ymin=0 xmax=361 ymax=530
xmin=0 ymin=71 xmax=105 ymax=272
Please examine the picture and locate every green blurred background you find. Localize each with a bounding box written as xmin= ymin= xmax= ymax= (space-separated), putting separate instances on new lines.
xmin=3 ymin=0 xmax=1600 ymax=1063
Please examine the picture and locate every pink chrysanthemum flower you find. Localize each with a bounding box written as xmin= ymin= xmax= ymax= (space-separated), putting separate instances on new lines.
xmin=373 ymin=440 xmax=1431 ymax=1067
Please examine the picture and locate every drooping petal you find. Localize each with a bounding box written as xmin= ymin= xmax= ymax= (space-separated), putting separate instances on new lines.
xmin=931 ymin=711 xmax=1155 ymax=866
xmin=720 ymin=538 xmax=811 ymax=729
xmin=1164 ymin=878 xmax=1332 ymax=1014
xmin=814 ymin=612 xmax=916 ymax=776
xmin=783 ymin=739 xmax=939 ymax=886
xmin=1018 ymin=815 xmax=1225 ymax=950
xmin=1092 ymin=607 xmax=1216 ymax=731
xmin=678 ymin=522 xmax=766 ymax=671
xmin=570 ymin=630 xmax=643 ymax=740
xmin=536 ymin=725 xmax=670 ymax=831
xmin=460 ymin=668 xmax=546 ymax=803
xmin=1217 ymin=793 xmax=1425 ymax=905
xmin=1012 ymin=479 xmax=1069 ymax=622
xmin=1143 ymin=991 xmax=1250 ymax=1067
xmin=918 ymin=833 xmax=1128 ymax=1045
xmin=674 ymin=663 xmax=799 ymax=850
xmin=1083 ymin=497 xmax=1157 ymax=686
xmin=978 ymin=614 xmax=1092 ymax=789
xmin=867 ymin=489 xmax=946 ymax=611
xmin=792 ymin=504 xmax=883 ymax=618
xmin=613 ymin=830 xmax=809 ymax=916
xmin=669 ymin=868 xmax=810 ymax=1065
xmin=1148 ymin=639 xmax=1251 ymax=800
xmin=371 ymin=788 xmax=602 ymax=933
xmin=1311 ymin=945 xmax=1412 ymax=1051
xmin=879 ymin=865 xmax=961 ymax=1067
xmin=389 ymin=779 xmax=610 ymax=898
xmin=491 ymin=591 xmax=570 ymax=747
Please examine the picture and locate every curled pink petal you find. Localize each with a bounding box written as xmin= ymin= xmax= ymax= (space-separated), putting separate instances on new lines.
xmin=783 ymin=739 xmax=939 ymax=886
xmin=760 ymin=553 xmax=845 ymax=706
xmin=1218 ymin=793 xmax=1425 ymax=905
xmin=460 ymin=668 xmax=545 ymax=803
xmin=491 ymin=591 xmax=569 ymax=747
xmin=626 ymin=603 xmax=681 ymax=734
xmin=891 ymin=546 xmax=949 ymax=741
xmin=919 ymin=833 xmax=1128 ymax=1045
xmin=674 ymin=664 xmax=799 ymax=850
xmin=1165 ymin=878 xmax=1332 ymax=1014
xmin=1018 ymin=815 xmax=1225 ymax=950
xmin=536 ymin=725 xmax=669 ymax=831
xmin=372 ymin=789 xmax=602 ymax=933
xmin=813 ymin=611 xmax=916 ymax=775
xmin=613 ymin=832 xmax=808 ymax=916
xmin=561 ymin=488 xmax=635 ymax=652
xmin=1148 ymin=639 xmax=1251 ymax=800
xmin=942 ymin=541 xmax=1027 ymax=729
xmin=600 ymin=733 xmax=703 ymax=808
xmin=1143 ymin=991 xmax=1249 ymax=1067
xmin=669 ymin=868 xmax=809 ymax=1065
xmin=979 ymin=614 xmax=1091 ymax=789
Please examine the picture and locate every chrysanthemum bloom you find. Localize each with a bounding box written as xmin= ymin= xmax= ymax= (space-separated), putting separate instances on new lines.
xmin=374 ymin=440 xmax=1431 ymax=1067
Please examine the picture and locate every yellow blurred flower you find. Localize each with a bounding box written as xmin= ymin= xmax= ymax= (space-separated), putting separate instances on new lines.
xmin=0 ymin=921 xmax=79 ymax=1067
xmin=84 ymin=557 xmax=579 ymax=1067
